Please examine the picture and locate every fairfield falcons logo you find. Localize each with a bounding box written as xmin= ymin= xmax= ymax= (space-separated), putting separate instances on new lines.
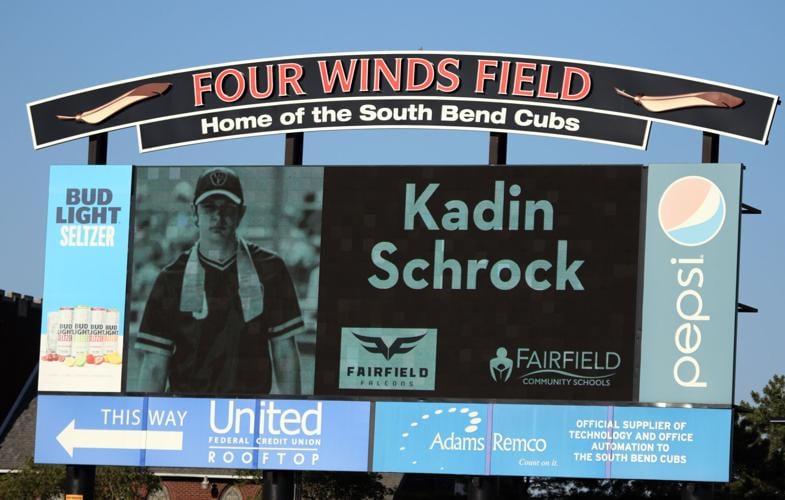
xmin=209 ymin=170 xmax=228 ymax=186
xmin=352 ymin=332 xmax=427 ymax=360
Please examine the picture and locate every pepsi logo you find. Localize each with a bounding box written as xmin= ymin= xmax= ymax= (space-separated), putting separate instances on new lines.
xmin=658 ymin=176 xmax=726 ymax=247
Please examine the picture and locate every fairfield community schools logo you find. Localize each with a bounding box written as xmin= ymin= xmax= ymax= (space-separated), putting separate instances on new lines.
xmin=489 ymin=346 xmax=620 ymax=388
xmin=339 ymin=327 xmax=437 ymax=390
xmin=658 ymin=176 xmax=726 ymax=247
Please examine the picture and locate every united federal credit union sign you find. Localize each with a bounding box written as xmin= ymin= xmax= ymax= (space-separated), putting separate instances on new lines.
xmin=27 ymin=51 xmax=779 ymax=151
xmin=38 ymin=163 xmax=742 ymax=406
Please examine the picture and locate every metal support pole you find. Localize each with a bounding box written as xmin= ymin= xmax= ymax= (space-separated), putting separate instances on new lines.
xmin=88 ymin=133 xmax=108 ymax=165
xmin=468 ymin=131 xmax=510 ymax=500
xmin=263 ymin=470 xmax=295 ymax=500
xmin=468 ymin=475 xmax=495 ymax=500
xmin=489 ymin=131 xmax=508 ymax=165
xmin=64 ymin=132 xmax=108 ymax=500
xmin=702 ymin=132 xmax=719 ymax=163
xmin=65 ymin=464 xmax=96 ymax=500
xmin=285 ymin=132 xmax=304 ymax=166
xmin=263 ymin=132 xmax=304 ymax=500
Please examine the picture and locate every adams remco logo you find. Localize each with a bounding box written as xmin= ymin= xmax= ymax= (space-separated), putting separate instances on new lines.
xmin=339 ymin=327 xmax=437 ymax=391
xmin=491 ymin=347 xmax=620 ymax=388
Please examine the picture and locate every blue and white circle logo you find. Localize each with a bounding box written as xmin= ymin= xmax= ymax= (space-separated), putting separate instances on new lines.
xmin=658 ymin=176 xmax=726 ymax=247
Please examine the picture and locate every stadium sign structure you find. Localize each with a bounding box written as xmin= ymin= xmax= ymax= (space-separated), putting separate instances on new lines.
xmin=27 ymin=52 xmax=779 ymax=151
xmin=30 ymin=52 xmax=768 ymax=482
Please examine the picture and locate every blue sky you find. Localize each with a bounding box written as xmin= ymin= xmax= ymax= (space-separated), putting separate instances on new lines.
xmin=2 ymin=1 xmax=783 ymax=403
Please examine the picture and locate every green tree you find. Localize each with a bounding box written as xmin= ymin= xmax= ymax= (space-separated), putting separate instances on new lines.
xmin=0 ymin=457 xmax=64 ymax=500
xmin=738 ymin=374 xmax=785 ymax=457
xmin=95 ymin=465 xmax=162 ymax=499
xmin=300 ymin=471 xmax=391 ymax=500
xmin=237 ymin=470 xmax=391 ymax=499
xmin=0 ymin=458 xmax=162 ymax=500
xmin=717 ymin=374 xmax=785 ymax=499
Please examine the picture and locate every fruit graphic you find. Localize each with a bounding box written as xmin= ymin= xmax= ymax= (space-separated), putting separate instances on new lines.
xmin=105 ymin=352 xmax=122 ymax=365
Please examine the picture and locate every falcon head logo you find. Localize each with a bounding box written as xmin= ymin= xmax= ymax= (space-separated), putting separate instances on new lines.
xmin=352 ymin=331 xmax=427 ymax=360
xmin=209 ymin=170 xmax=228 ymax=187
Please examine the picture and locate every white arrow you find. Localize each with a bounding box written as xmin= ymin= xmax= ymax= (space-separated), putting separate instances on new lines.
xmin=56 ymin=420 xmax=184 ymax=457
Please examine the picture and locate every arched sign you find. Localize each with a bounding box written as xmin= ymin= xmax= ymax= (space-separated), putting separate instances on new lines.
xmin=27 ymin=51 xmax=778 ymax=151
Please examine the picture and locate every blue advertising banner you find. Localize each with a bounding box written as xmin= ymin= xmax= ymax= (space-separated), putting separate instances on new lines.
xmin=35 ymin=395 xmax=371 ymax=471
xmin=609 ymin=406 xmax=731 ymax=481
xmin=372 ymin=402 xmax=731 ymax=481
xmin=639 ymin=164 xmax=742 ymax=404
xmin=490 ymin=404 xmax=608 ymax=479
xmin=373 ymin=402 xmax=489 ymax=475
xmin=39 ymin=165 xmax=132 ymax=393
xmin=489 ymin=404 xmax=731 ymax=481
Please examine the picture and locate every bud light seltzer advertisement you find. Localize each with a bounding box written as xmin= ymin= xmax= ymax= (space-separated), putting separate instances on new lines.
xmin=639 ymin=164 xmax=742 ymax=405
xmin=39 ymin=165 xmax=132 ymax=392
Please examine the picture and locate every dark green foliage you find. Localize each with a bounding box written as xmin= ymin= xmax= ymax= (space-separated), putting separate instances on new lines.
xmin=0 ymin=459 xmax=161 ymax=500
xmin=236 ymin=470 xmax=392 ymax=500
xmin=0 ymin=457 xmax=64 ymax=500
xmin=95 ymin=465 xmax=162 ymax=499
xmin=718 ymin=374 xmax=785 ymax=499
xmin=300 ymin=471 xmax=392 ymax=500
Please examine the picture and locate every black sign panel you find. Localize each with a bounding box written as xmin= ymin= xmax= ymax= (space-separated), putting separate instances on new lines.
xmin=314 ymin=166 xmax=643 ymax=401
xmin=138 ymin=99 xmax=650 ymax=150
xmin=28 ymin=52 xmax=778 ymax=149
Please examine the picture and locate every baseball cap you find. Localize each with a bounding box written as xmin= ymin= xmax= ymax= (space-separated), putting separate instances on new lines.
xmin=193 ymin=167 xmax=244 ymax=206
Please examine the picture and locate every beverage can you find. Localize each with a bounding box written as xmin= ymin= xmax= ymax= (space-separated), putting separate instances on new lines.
xmin=89 ymin=308 xmax=106 ymax=356
xmin=72 ymin=305 xmax=91 ymax=357
xmin=57 ymin=307 xmax=74 ymax=357
xmin=46 ymin=310 xmax=59 ymax=354
xmin=104 ymin=309 xmax=120 ymax=355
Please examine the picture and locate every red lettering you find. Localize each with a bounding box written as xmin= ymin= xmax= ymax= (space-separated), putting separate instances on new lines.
xmin=537 ymin=64 xmax=560 ymax=99
xmin=215 ymin=69 xmax=246 ymax=103
xmin=318 ymin=59 xmax=358 ymax=93
xmin=249 ymin=65 xmax=274 ymax=99
xmin=406 ymin=58 xmax=435 ymax=92
xmin=498 ymin=60 xmax=510 ymax=95
xmin=192 ymin=72 xmax=213 ymax=107
xmin=561 ymin=66 xmax=591 ymax=101
xmin=374 ymin=58 xmax=402 ymax=92
xmin=511 ymin=62 xmax=537 ymax=97
xmin=359 ymin=58 xmax=369 ymax=92
xmin=436 ymin=58 xmax=460 ymax=93
xmin=474 ymin=59 xmax=498 ymax=94
xmin=278 ymin=63 xmax=306 ymax=97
